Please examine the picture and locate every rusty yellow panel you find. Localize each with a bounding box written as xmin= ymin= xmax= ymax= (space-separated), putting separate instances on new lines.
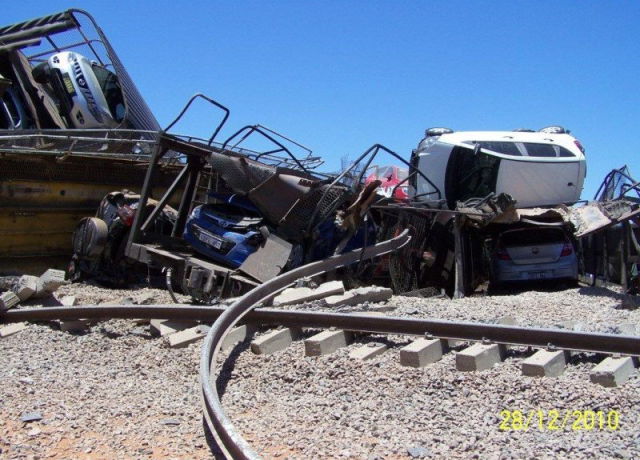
xmin=0 ymin=231 xmax=71 ymax=258
xmin=1 ymin=180 xmax=127 ymax=207
xmin=0 ymin=209 xmax=89 ymax=234
xmin=0 ymin=153 xmax=182 ymax=274
xmin=1 ymin=256 xmax=68 ymax=276
xmin=1 ymin=181 xmax=178 ymax=208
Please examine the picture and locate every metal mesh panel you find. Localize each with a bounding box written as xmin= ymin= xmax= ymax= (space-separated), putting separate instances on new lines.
xmin=278 ymin=184 xmax=350 ymax=240
xmin=387 ymin=212 xmax=429 ymax=293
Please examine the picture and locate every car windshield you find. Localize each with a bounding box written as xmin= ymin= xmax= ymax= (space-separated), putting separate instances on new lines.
xmin=92 ymin=64 xmax=125 ymax=122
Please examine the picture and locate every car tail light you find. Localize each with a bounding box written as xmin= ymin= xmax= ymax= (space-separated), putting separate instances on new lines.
xmin=560 ymin=242 xmax=573 ymax=257
xmin=496 ymin=245 xmax=511 ymax=261
xmin=574 ymin=139 xmax=585 ymax=154
xmin=117 ymin=204 xmax=135 ymax=226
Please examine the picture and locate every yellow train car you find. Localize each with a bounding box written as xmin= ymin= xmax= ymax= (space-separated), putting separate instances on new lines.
xmin=0 ymin=149 xmax=180 ymax=274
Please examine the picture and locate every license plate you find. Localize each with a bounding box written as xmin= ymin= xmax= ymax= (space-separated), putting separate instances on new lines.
xmin=195 ymin=227 xmax=223 ymax=250
xmin=527 ymin=271 xmax=547 ymax=279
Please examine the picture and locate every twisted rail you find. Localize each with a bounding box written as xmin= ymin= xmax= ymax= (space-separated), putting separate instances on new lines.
xmin=199 ymin=230 xmax=411 ymax=459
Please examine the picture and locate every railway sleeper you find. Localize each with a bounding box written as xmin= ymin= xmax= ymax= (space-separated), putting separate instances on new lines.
xmin=250 ymin=327 xmax=302 ymax=355
xmin=522 ymin=349 xmax=570 ymax=378
xmin=590 ymin=356 xmax=639 ymax=387
xmin=245 ymin=323 xmax=639 ymax=388
xmin=400 ymin=338 xmax=448 ymax=367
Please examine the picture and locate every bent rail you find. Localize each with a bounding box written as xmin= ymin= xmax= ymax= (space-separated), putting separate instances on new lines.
xmin=199 ymin=230 xmax=411 ymax=459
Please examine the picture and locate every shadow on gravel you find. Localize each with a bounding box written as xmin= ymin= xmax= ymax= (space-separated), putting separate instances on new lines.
xmin=577 ymin=286 xmax=639 ymax=310
xmin=215 ymin=328 xmax=321 ymax=397
xmin=569 ymin=352 xmax=605 ymax=365
xmin=215 ymin=340 xmax=252 ymax=398
xmin=20 ymin=296 xmax=63 ymax=307
xmin=202 ymin=416 xmax=227 ymax=459
xmin=354 ymin=335 xmax=403 ymax=349
xmin=487 ymin=280 xmax=578 ymax=296
xmin=504 ymin=347 xmax=536 ymax=359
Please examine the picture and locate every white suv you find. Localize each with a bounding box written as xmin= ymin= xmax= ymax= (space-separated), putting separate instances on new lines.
xmin=410 ymin=127 xmax=586 ymax=208
xmin=32 ymin=51 xmax=125 ymax=129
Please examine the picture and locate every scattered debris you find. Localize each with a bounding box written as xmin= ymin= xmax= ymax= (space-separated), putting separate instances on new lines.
xmin=161 ymin=418 xmax=181 ymax=426
xmin=0 ymin=291 xmax=20 ymax=312
xmin=19 ymin=412 xmax=42 ymax=423
xmin=0 ymin=322 xmax=26 ymax=338
xmin=14 ymin=275 xmax=38 ymax=301
xmin=58 ymin=319 xmax=90 ymax=333
xmin=60 ymin=296 xmax=77 ymax=307
xmin=150 ymin=319 xmax=198 ymax=337
xmin=134 ymin=292 xmax=157 ymax=305
xmin=407 ymin=446 xmax=431 ymax=459
xmin=325 ymin=286 xmax=393 ymax=307
xmin=34 ymin=269 xmax=68 ymax=297
xmin=273 ymin=280 xmax=345 ymax=306
xmin=168 ymin=325 xmax=210 ymax=348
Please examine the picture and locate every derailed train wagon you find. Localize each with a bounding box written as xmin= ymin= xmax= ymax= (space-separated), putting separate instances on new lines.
xmin=119 ymin=118 xmax=383 ymax=302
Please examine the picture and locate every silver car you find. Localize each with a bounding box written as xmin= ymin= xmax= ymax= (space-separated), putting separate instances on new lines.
xmin=491 ymin=227 xmax=578 ymax=284
xmin=32 ymin=51 xmax=125 ymax=129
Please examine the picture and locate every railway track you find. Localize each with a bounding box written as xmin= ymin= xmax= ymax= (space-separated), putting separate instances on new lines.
xmin=2 ymin=230 xmax=639 ymax=458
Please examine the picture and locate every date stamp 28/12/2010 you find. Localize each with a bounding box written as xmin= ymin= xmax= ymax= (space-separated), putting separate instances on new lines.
xmin=499 ymin=409 xmax=620 ymax=432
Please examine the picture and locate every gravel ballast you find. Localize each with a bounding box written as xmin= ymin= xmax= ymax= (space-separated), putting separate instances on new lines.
xmin=1 ymin=282 xmax=638 ymax=459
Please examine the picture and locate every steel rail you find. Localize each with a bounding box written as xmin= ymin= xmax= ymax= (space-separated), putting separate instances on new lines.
xmin=3 ymin=305 xmax=640 ymax=357
xmin=199 ymin=230 xmax=411 ymax=459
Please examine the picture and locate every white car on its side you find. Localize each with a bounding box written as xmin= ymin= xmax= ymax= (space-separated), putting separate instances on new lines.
xmin=410 ymin=127 xmax=586 ymax=208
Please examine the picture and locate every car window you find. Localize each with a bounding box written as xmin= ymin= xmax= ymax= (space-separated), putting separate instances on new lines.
xmin=445 ymin=147 xmax=500 ymax=205
xmin=92 ymin=65 xmax=125 ymax=122
xmin=522 ymin=143 xmax=575 ymax=158
xmin=522 ymin=143 xmax=557 ymax=157
xmin=463 ymin=141 xmax=576 ymax=158
xmin=377 ymin=166 xmax=394 ymax=179
xmin=465 ymin=141 xmax=523 ymax=156
xmin=501 ymin=228 xmax=566 ymax=246
xmin=555 ymin=145 xmax=575 ymax=157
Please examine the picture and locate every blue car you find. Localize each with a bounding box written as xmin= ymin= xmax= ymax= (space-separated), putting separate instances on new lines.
xmin=183 ymin=196 xmax=266 ymax=268
xmin=184 ymin=194 xmax=377 ymax=270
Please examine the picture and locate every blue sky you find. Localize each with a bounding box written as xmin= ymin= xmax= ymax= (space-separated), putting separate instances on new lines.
xmin=7 ymin=1 xmax=640 ymax=199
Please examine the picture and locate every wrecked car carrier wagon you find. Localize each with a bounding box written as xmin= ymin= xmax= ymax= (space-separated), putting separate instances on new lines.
xmin=122 ymin=126 xmax=369 ymax=302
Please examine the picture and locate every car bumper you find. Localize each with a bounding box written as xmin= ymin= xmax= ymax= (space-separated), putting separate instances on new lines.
xmin=492 ymin=259 xmax=578 ymax=283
